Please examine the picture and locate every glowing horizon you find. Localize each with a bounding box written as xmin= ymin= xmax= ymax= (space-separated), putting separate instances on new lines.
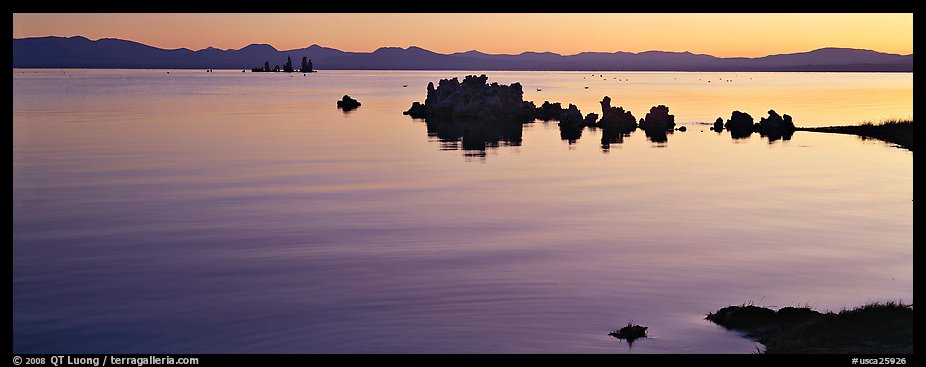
xmin=13 ymin=13 xmax=913 ymax=58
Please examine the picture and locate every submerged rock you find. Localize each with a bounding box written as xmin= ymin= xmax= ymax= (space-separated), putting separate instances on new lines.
xmin=337 ymin=95 xmax=361 ymax=110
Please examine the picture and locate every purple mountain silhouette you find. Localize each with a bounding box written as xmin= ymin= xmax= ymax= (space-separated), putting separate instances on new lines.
xmin=12 ymin=36 xmax=913 ymax=72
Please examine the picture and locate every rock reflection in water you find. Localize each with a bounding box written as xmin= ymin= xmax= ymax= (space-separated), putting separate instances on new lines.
xmin=422 ymin=118 xmax=524 ymax=159
xmin=559 ymin=124 xmax=583 ymax=144
xmin=643 ymin=128 xmax=670 ymax=145
xmin=726 ymin=127 xmax=793 ymax=143
xmin=758 ymin=129 xmax=794 ymax=142
xmin=599 ymin=128 xmax=632 ymax=151
xmin=728 ymin=128 xmax=752 ymax=140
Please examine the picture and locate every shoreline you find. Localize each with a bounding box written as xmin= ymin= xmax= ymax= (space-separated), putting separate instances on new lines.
xmin=707 ymin=302 xmax=913 ymax=354
xmin=795 ymin=120 xmax=913 ymax=151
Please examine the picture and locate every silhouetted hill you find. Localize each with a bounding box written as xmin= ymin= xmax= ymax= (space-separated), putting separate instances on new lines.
xmin=12 ymin=36 xmax=913 ymax=72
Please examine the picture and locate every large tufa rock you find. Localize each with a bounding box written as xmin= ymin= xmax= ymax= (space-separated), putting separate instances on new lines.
xmin=725 ymin=111 xmax=754 ymax=131
xmin=596 ymin=96 xmax=637 ymax=131
xmin=403 ymin=75 xmax=536 ymax=122
xmin=639 ymin=105 xmax=675 ymax=131
xmin=758 ymin=109 xmax=796 ymax=132
xmin=337 ymin=95 xmax=361 ymax=110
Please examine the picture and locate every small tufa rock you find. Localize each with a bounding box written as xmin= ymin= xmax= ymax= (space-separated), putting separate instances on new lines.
xmin=609 ymin=322 xmax=648 ymax=343
xmin=404 ymin=101 xmax=426 ymax=118
xmin=337 ymin=95 xmax=361 ymax=111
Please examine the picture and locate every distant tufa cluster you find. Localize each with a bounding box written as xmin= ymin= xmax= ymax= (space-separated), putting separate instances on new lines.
xmin=251 ymin=56 xmax=314 ymax=73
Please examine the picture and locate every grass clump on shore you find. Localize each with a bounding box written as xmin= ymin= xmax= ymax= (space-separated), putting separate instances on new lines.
xmin=706 ymin=301 xmax=912 ymax=354
xmin=796 ymin=119 xmax=913 ymax=151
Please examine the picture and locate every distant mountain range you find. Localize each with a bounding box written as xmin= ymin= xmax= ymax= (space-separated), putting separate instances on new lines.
xmin=12 ymin=36 xmax=913 ymax=72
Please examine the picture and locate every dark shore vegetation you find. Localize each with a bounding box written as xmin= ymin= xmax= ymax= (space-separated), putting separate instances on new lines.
xmin=706 ymin=302 xmax=913 ymax=354
xmin=796 ymin=119 xmax=913 ymax=151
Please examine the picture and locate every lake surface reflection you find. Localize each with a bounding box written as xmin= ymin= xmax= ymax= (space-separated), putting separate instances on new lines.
xmin=13 ymin=69 xmax=912 ymax=353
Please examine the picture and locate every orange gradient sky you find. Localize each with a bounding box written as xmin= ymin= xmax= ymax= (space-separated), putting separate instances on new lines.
xmin=13 ymin=13 xmax=913 ymax=57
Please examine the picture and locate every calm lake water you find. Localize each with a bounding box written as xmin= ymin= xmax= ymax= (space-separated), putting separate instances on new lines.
xmin=13 ymin=69 xmax=912 ymax=353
